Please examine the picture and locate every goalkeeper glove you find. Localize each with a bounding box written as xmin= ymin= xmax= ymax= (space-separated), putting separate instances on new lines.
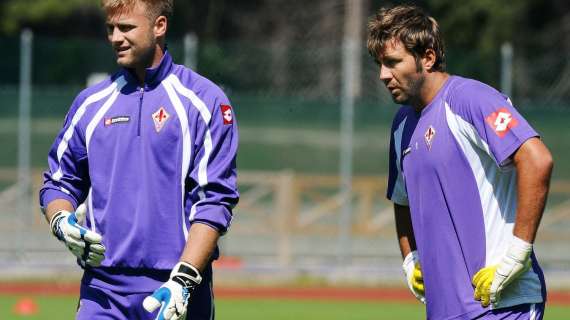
xmin=472 ymin=236 xmax=532 ymax=307
xmin=402 ymin=250 xmax=426 ymax=304
xmin=49 ymin=204 xmax=106 ymax=267
xmin=143 ymin=261 xmax=203 ymax=320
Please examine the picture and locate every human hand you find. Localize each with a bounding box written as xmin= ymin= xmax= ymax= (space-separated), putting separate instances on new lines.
xmin=403 ymin=250 xmax=426 ymax=304
xmin=472 ymin=236 xmax=532 ymax=307
xmin=49 ymin=204 xmax=105 ymax=267
xmin=143 ymin=262 xmax=203 ymax=320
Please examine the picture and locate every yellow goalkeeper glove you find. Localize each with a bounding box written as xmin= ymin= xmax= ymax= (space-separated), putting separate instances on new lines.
xmin=472 ymin=236 xmax=532 ymax=307
xmin=403 ymin=251 xmax=426 ymax=304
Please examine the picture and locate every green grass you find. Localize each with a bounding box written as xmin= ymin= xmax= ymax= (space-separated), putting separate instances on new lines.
xmin=1 ymin=295 xmax=424 ymax=319
xmin=1 ymin=295 xmax=569 ymax=319
xmin=217 ymin=299 xmax=425 ymax=319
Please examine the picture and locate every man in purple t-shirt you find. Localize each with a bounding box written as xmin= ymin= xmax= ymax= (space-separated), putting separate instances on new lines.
xmin=39 ymin=1 xmax=238 ymax=319
xmin=367 ymin=5 xmax=553 ymax=320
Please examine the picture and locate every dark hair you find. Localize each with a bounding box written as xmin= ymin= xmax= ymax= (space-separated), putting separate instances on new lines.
xmin=367 ymin=5 xmax=445 ymax=71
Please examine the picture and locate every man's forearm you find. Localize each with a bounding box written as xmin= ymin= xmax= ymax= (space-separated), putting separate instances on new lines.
xmin=179 ymin=223 xmax=220 ymax=272
xmin=394 ymin=203 xmax=417 ymax=259
xmin=513 ymin=138 xmax=553 ymax=243
xmin=44 ymin=199 xmax=75 ymax=224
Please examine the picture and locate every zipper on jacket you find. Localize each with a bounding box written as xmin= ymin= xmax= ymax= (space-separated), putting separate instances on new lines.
xmin=138 ymin=86 xmax=144 ymax=136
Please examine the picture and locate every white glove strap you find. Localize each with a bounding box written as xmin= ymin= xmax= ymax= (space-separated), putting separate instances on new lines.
xmin=402 ymin=250 xmax=419 ymax=275
xmin=508 ymin=236 xmax=532 ymax=261
xmin=49 ymin=210 xmax=68 ymax=240
xmin=171 ymin=261 xmax=202 ymax=289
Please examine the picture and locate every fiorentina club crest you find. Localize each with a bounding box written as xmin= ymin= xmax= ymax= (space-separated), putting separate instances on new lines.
xmin=424 ymin=125 xmax=436 ymax=150
xmin=220 ymin=104 xmax=233 ymax=125
xmin=152 ymin=107 xmax=170 ymax=133
xmin=485 ymin=107 xmax=518 ymax=138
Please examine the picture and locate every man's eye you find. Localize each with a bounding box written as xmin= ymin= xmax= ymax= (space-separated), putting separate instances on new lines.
xmin=383 ymin=59 xmax=398 ymax=68
xmin=118 ymin=25 xmax=135 ymax=32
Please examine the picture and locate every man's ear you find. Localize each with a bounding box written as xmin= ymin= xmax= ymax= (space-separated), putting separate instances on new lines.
xmin=422 ymin=48 xmax=437 ymax=71
xmin=154 ymin=15 xmax=167 ymax=38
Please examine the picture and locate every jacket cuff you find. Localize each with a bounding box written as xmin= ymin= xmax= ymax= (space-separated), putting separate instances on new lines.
xmin=190 ymin=204 xmax=233 ymax=234
xmin=39 ymin=188 xmax=78 ymax=213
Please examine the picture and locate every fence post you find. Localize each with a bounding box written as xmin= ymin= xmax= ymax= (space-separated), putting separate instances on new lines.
xmin=338 ymin=0 xmax=363 ymax=269
xmin=18 ymin=29 xmax=33 ymax=223
xmin=501 ymin=42 xmax=513 ymax=98
xmin=184 ymin=33 xmax=198 ymax=70
xmin=275 ymin=170 xmax=295 ymax=267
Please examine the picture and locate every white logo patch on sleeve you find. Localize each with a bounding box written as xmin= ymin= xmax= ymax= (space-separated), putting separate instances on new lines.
xmin=485 ymin=108 xmax=519 ymax=138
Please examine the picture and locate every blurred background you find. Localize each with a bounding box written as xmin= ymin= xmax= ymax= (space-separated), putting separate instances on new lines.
xmin=1 ymin=0 xmax=569 ymax=295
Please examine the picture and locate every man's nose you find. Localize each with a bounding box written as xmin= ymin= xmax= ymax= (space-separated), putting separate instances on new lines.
xmin=379 ymin=65 xmax=392 ymax=82
xmin=109 ymin=27 xmax=123 ymax=44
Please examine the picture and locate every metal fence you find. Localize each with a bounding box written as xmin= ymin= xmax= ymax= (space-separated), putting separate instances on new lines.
xmin=0 ymin=32 xmax=569 ymax=288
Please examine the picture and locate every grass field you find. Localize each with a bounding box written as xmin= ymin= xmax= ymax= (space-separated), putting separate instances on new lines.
xmin=1 ymin=295 xmax=425 ymax=319
xmin=1 ymin=294 xmax=570 ymax=319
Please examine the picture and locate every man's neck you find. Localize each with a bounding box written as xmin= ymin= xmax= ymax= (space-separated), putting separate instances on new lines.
xmin=134 ymin=45 xmax=165 ymax=85
xmin=413 ymin=72 xmax=449 ymax=111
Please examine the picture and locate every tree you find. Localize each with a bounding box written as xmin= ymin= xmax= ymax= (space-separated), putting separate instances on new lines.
xmin=0 ymin=0 xmax=99 ymax=35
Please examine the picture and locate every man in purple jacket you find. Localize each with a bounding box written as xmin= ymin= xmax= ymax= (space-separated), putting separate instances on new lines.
xmin=39 ymin=1 xmax=238 ymax=319
xmin=367 ymin=5 xmax=553 ymax=320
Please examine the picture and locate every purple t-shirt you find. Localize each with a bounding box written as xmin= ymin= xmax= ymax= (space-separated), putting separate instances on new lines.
xmin=40 ymin=52 xmax=239 ymax=291
xmin=387 ymin=76 xmax=546 ymax=319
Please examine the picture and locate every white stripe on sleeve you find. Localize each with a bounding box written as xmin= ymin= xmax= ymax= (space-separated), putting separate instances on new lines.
xmin=85 ymin=77 xmax=127 ymax=151
xmin=51 ymin=80 xmax=121 ymax=181
xmin=165 ymin=75 xmax=214 ymax=222
xmin=162 ymin=78 xmax=192 ymax=238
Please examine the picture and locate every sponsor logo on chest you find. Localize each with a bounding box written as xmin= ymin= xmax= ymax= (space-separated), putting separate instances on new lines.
xmin=104 ymin=116 xmax=130 ymax=127
xmin=152 ymin=106 xmax=170 ymax=133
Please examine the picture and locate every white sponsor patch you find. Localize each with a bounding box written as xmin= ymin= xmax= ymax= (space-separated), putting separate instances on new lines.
xmin=104 ymin=116 xmax=130 ymax=127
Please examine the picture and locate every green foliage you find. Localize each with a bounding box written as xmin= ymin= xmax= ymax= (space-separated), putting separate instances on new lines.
xmin=428 ymin=0 xmax=529 ymax=53
xmin=1 ymin=0 xmax=99 ymax=34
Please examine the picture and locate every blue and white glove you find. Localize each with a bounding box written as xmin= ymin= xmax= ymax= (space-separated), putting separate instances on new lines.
xmin=49 ymin=204 xmax=106 ymax=267
xmin=472 ymin=236 xmax=532 ymax=307
xmin=143 ymin=261 xmax=203 ymax=320
xmin=403 ymin=250 xmax=426 ymax=304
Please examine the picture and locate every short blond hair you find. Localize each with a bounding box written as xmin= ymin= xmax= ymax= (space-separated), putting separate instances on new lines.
xmin=101 ymin=0 xmax=173 ymax=20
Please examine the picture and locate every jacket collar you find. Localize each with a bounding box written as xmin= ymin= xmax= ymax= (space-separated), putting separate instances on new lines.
xmin=123 ymin=50 xmax=173 ymax=88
